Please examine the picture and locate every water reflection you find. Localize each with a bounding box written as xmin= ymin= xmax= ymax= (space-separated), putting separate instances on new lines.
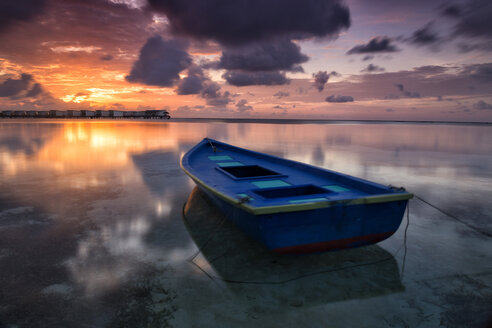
xmin=0 ymin=120 xmax=490 ymax=327
xmin=183 ymin=187 xmax=404 ymax=304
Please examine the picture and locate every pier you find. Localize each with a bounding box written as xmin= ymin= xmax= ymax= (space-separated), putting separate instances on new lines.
xmin=0 ymin=109 xmax=171 ymax=119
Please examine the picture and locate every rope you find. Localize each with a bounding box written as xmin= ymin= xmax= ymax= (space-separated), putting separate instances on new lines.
xmin=414 ymin=195 xmax=492 ymax=238
xmin=182 ymin=200 xmax=410 ymax=285
xmin=400 ymin=203 xmax=410 ymax=279
xmin=205 ymin=137 xmax=217 ymax=153
xmin=183 ymin=191 xmax=490 ymax=285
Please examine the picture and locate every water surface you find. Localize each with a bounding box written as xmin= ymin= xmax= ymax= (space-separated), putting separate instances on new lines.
xmin=0 ymin=120 xmax=491 ymax=327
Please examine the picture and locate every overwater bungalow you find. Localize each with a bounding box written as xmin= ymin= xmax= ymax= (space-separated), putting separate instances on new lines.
xmin=95 ymin=110 xmax=110 ymax=118
xmin=49 ymin=110 xmax=66 ymax=118
xmin=145 ymin=109 xmax=171 ymax=119
xmin=81 ymin=110 xmax=95 ymax=118
xmin=109 ymin=110 xmax=124 ymax=118
xmin=67 ymin=110 xmax=82 ymax=118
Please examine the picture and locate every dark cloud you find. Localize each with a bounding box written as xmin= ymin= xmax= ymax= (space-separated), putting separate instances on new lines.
xmin=25 ymin=83 xmax=44 ymax=98
xmin=235 ymin=99 xmax=253 ymax=112
xmin=347 ymin=36 xmax=399 ymax=54
xmin=219 ymin=38 xmax=308 ymax=72
xmin=441 ymin=5 xmax=461 ymax=17
xmin=176 ymin=66 xmax=208 ymax=95
xmin=322 ymin=63 xmax=492 ymax=102
xmin=441 ymin=1 xmax=492 ymax=52
xmin=462 ymin=63 xmax=492 ymax=82
xmin=361 ymin=63 xmax=385 ymax=73
xmin=457 ymin=43 xmax=492 ymax=52
xmin=75 ymin=91 xmax=90 ymax=97
xmin=325 ymin=95 xmax=354 ymax=103
xmin=313 ymin=71 xmax=330 ymax=92
xmin=147 ymin=0 xmax=350 ymax=45
xmin=312 ymin=71 xmax=339 ymax=91
xmin=408 ymin=23 xmax=440 ymax=45
xmin=445 ymin=0 xmax=492 ymax=39
xmin=362 ymin=55 xmax=374 ymax=61
xmin=100 ymin=54 xmax=113 ymax=61
xmin=273 ymin=91 xmax=290 ymax=99
xmin=223 ymin=71 xmax=289 ymax=86
xmin=126 ymin=35 xmax=192 ymax=87
xmin=200 ymin=82 xmax=231 ymax=106
xmin=0 ymin=0 xmax=46 ymax=33
xmin=413 ymin=65 xmax=449 ymax=75
xmin=0 ymin=73 xmax=47 ymax=99
xmin=394 ymin=83 xmax=420 ymax=98
xmin=0 ymin=74 xmax=33 ymax=97
xmin=473 ymin=100 xmax=492 ymax=110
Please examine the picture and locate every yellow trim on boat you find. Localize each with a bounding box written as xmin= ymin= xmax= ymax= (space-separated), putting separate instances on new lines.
xmin=181 ymin=159 xmax=413 ymax=215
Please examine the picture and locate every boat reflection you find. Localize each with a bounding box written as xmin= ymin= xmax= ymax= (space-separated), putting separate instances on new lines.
xmin=183 ymin=187 xmax=405 ymax=305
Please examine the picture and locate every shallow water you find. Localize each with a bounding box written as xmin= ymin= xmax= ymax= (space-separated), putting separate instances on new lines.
xmin=0 ymin=119 xmax=491 ymax=327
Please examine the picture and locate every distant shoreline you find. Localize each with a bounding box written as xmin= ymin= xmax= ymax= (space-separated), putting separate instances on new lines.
xmin=1 ymin=117 xmax=490 ymax=125
xmin=170 ymin=118 xmax=492 ymax=126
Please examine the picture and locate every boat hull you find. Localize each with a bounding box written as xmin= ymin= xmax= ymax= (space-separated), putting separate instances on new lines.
xmin=198 ymin=183 xmax=408 ymax=254
xmin=181 ymin=138 xmax=412 ymax=254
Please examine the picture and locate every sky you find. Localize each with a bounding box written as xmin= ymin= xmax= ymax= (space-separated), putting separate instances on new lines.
xmin=0 ymin=0 xmax=491 ymax=121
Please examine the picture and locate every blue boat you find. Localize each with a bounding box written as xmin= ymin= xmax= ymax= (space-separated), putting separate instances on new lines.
xmin=180 ymin=138 xmax=413 ymax=254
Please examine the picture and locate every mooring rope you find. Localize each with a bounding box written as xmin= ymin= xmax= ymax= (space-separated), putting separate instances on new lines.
xmin=414 ymin=195 xmax=492 ymax=238
xmin=183 ymin=192 xmax=490 ymax=285
xmin=205 ymin=137 xmax=217 ymax=153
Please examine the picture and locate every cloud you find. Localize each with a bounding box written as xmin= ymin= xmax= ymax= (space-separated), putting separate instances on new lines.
xmin=0 ymin=73 xmax=47 ymax=99
xmin=176 ymin=66 xmax=208 ymax=95
xmin=407 ymin=23 xmax=440 ymax=46
xmin=362 ymin=55 xmax=374 ymax=61
xmin=312 ymin=71 xmax=332 ymax=92
xmin=394 ymin=83 xmax=420 ymax=98
xmin=325 ymin=95 xmax=354 ymax=103
xmin=441 ymin=5 xmax=461 ymax=17
xmin=442 ymin=0 xmax=492 ymax=52
xmin=312 ymin=71 xmax=339 ymax=91
xmin=200 ymin=82 xmax=231 ymax=106
xmin=473 ymin=100 xmax=492 ymax=110
xmin=218 ymin=37 xmax=309 ymax=88
xmin=347 ymin=36 xmax=399 ymax=54
xmin=312 ymin=63 xmax=492 ymax=102
xmin=223 ymin=71 xmax=289 ymax=86
xmin=273 ymin=91 xmax=290 ymax=99
xmin=445 ymin=0 xmax=492 ymax=39
xmin=126 ymin=35 xmax=191 ymax=87
xmin=462 ymin=63 xmax=492 ymax=82
xmin=0 ymin=0 xmax=46 ymax=33
xmin=25 ymin=83 xmax=44 ymax=98
xmin=0 ymin=74 xmax=33 ymax=97
xmin=361 ymin=63 xmax=385 ymax=73
xmin=100 ymin=54 xmax=113 ymax=61
xmin=235 ymin=99 xmax=253 ymax=112
xmin=219 ymin=38 xmax=308 ymax=72
xmin=147 ymin=0 xmax=350 ymax=45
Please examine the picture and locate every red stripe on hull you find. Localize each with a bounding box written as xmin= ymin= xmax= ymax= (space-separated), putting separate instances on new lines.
xmin=272 ymin=231 xmax=395 ymax=254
